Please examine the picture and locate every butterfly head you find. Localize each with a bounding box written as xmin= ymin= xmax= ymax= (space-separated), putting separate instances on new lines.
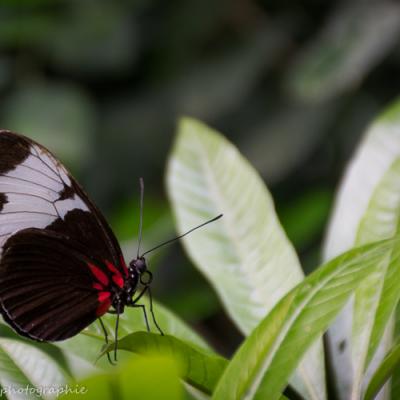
xmin=130 ymin=256 xmax=146 ymax=274
xmin=129 ymin=256 xmax=153 ymax=285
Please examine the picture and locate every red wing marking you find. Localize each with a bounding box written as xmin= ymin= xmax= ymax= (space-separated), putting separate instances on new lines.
xmin=93 ymin=283 xmax=103 ymax=291
xmin=96 ymin=291 xmax=112 ymax=316
xmin=105 ymin=260 xmax=125 ymax=288
xmin=96 ymin=299 xmax=112 ymax=316
xmin=112 ymin=275 xmax=124 ymax=288
xmin=98 ymin=291 xmax=111 ymax=302
xmin=87 ymin=262 xmax=109 ymax=286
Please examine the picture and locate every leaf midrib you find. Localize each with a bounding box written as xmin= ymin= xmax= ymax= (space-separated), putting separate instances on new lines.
xmin=242 ymin=250 xmax=378 ymax=400
xmin=193 ymin=134 xmax=285 ymax=330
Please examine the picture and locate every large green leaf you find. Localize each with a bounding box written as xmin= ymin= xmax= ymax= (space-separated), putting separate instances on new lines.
xmin=391 ymin=309 xmax=400 ymax=398
xmin=324 ymin=97 xmax=400 ymax=260
xmin=0 ymin=323 xmax=72 ymax=400
xmin=103 ymin=332 xmax=227 ymax=395
xmin=351 ymin=158 xmax=400 ymax=398
xmin=61 ymin=356 xmax=183 ymax=400
xmin=212 ymin=237 xmax=400 ymax=400
xmin=166 ymin=117 xmax=326 ymax=399
xmin=323 ymin=97 xmax=400 ymax=399
xmin=364 ymin=339 xmax=400 ymax=400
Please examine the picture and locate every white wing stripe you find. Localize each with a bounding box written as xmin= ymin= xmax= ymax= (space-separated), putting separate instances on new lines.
xmin=5 ymin=168 xmax=63 ymax=192
xmin=0 ymin=148 xmax=90 ymax=255
xmin=4 ymin=191 xmax=56 ymax=204
xmin=31 ymin=145 xmax=62 ymax=177
xmin=19 ymin=163 xmax=61 ymax=184
xmin=0 ymin=177 xmax=59 ymax=201
xmin=21 ymin=155 xmax=60 ymax=182
xmin=0 ymin=216 xmax=55 ymax=235
xmin=31 ymin=145 xmax=72 ymax=187
xmin=3 ymin=193 xmax=52 ymax=213
xmin=0 ymin=211 xmax=57 ymax=217
xmin=55 ymin=196 xmax=89 ymax=219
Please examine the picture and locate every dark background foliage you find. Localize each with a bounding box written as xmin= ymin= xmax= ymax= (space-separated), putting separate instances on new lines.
xmin=1 ymin=0 xmax=400 ymax=356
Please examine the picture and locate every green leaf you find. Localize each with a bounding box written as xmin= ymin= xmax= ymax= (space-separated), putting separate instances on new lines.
xmin=104 ymin=332 xmax=227 ymax=395
xmin=167 ymin=117 xmax=326 ymax=399
xmin=0 ymin=323 xmax=70 ymax=400
xmin=323 ymin=96 xmax=400 ymax=399
xmin=61 ymin=356 xmax=183 ymax=400
xmin=167 ymin=117 xmax=304 ymax=332
xmin=212 ymin=237 xmax=400 ymax=400
xmin=324 ymin=96 xmax=400 ymax=260
xmin=390 ymin=308 xmax=400 ymax=398
xmin=364 ymin=339 xmax=400 ymax=400
xmin=351 ymin=158 xmax=400 ymax=398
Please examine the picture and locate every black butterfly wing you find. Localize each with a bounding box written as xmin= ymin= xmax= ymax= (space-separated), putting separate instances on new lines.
xmin=0 ymin=130 xmax=127 ymax=275
xmin=0 ymin=228 xmax=114 ymax=341
xmin=0 ymin=130 xmax=130 ymax=341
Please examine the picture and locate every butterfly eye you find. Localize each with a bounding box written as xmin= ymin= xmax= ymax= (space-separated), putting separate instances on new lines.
xmin=140 ymin=270 xmax=153 ymax=285
xmin=130 ymin=257 xmax=147 ymax=274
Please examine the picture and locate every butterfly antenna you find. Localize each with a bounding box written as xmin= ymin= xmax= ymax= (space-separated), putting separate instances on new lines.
xmin=136 ymin=177 xmax=145 ymax=258
xmin=141 ymin=213 xmax=223 ymax=257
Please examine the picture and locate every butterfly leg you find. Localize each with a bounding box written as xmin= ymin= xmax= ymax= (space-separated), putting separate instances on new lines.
xmin=128 ymin=285 xmax=163 ymax=335
xmin=147 ymin=286 xmax=164 ymax=336
xmin=114 ymin=310 xmax=120 ymax=362
xmin=98 ymin=318 xmax=115 ymax=366
xmin=130 ymin=286 xmax=150 ymax=331
xmin=131 ymin=303 xmax=150 ymax=332
xmin=130 ymin=285 xmax=148 ymax=304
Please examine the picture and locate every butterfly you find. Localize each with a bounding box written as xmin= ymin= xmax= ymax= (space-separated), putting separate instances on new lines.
xmin=0 ymin=130 xmax=222 ymax=363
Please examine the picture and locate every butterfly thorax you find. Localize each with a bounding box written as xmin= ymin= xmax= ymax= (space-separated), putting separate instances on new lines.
xmin=112 ymin=256 xmax=150 ymax=311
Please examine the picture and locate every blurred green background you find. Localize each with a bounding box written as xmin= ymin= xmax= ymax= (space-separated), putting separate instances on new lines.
xmin=1 ymin=0 xmax=400 ymax=356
